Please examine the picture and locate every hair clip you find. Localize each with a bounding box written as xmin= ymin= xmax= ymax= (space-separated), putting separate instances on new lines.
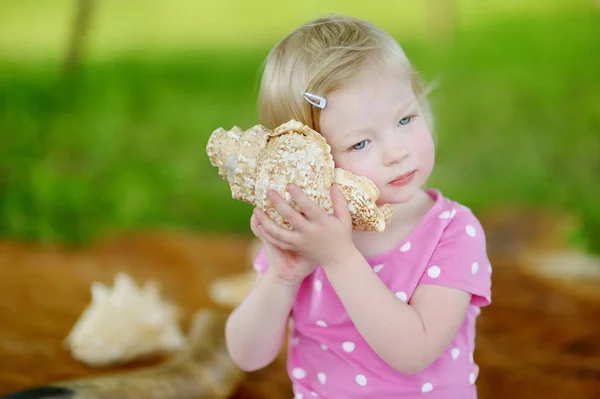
xmin=303 ymin=92 xmax=327 ymax=109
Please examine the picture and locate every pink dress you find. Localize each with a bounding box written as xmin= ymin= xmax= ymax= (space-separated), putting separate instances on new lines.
xmin=253 ymin=189 xmax=492 ymax=398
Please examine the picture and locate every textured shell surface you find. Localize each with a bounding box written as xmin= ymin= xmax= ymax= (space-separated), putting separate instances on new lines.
xmin=207 ymin=124 xmax=270 ymax=205
xmin=255 ymin=121 xmax=335 ymax=229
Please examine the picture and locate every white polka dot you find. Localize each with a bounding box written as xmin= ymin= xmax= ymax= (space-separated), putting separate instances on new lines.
xmin=317 ymin=372 xmax=326 ymax=384
xmin=314 ymin=279 xmax=323 ymax=292
xmin=471 ymin=262 xmax=479 ymax=274
xmin=451 ymin=348 xmax=460 ymax=360
xmin=488 ymin=262 xmax=493 ymax=273
xmin=395 ymin=291 xmax=408 ymax=302
xmin=291 ymin=336 xmax=299 ymax=345
xmin=252 ymin=262 xmax=261 ymax=271
xmin=292 ymin=368 xmax=306 ymax=379
xmin=316 ymin=320 xmax=327 ymax=327
xmin=355 ymin=374 xmax=368 ymax=386
xmin=466 ymin=225 xmax=477 ymax=237
xmin=400 ymin=241 xmax=411 ymax=252
xmin=320 ymin=344 xmax=328 ymax=350
xmin=427 ymin=265 xmax=441 ymax=278
xmin=342 ymin=341 xmax=356 ymax=352
xmin=439 ymin=210 xmax=451 ymax=219
xmin=450 ymin=208 xmax=457 ymax=218
xmin=422 ymin=383 xmax=433 ymax=392
xmin=469 ymin=352 xmax=474 ymax=363
xmin=294 ymin=394 xmax=303 ymax=399
xmin=475 ymin=307 xmax=481 ymax=316
xmin=373 ymin=264 xmax=385 ymax=273
xmin=469 ymin=372 xmax=476 ymax=384
xmin=311 ymin=392 xmax=318 ymax=397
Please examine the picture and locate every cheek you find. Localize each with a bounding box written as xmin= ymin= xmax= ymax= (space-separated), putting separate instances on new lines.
xmin=414 ymin=130 xmax=436 ymax=173
xmin=333 ymin=153 xmax=384 ymax=184
xmin=333 ymin=154 xmax=375 ymax=180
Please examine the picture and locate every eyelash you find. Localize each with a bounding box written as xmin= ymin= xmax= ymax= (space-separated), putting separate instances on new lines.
xmin=350 ymin=115 xmax=416 ymax=151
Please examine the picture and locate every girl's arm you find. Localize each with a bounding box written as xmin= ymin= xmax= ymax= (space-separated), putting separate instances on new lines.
xmin=224 ymin=267 xmax=300 ymax=372
xmin=323 ymin=248 xmax=471 ymax=375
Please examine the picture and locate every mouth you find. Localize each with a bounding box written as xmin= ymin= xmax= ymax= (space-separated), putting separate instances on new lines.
xmin=388 ymin=170 xmax=416 ymax=187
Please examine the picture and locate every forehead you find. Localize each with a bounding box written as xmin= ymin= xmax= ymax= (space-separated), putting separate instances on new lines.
xmin=319 ymin=67 xmax=416 ymax=142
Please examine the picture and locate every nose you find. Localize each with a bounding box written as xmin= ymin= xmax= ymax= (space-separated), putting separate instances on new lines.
xmin=382 ymin=138 xmax=409 ymax=166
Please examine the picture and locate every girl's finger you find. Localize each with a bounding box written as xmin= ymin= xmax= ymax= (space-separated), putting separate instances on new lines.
xmin=266 ymin=190 xmax=309 ymax=231
xmin=331 ymin=184 xmax=352 ymax=224
xmin=255 ymin=207 xmax=301 ymax=244
xmin=250 ymin=212 xmax=264 ymax=239
xmin=287 ymin=184 xmax=323 ymax=221
xmin=259 ymin=226 xmax=296 ymax=251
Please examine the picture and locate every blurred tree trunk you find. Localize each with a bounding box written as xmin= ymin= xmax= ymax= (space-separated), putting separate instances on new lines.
xmin=63 ymin=0 xmax=95 ymax=76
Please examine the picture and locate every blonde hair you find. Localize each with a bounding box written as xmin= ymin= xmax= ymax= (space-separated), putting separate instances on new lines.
xmin=258 ymin=15 xmax=433 ymax=132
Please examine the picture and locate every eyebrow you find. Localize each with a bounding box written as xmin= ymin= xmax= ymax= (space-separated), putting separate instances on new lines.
xmin=339 ymin=98 xmax=419 ymax=142
xmin=393 ymin=98 xmax=419 ymax=117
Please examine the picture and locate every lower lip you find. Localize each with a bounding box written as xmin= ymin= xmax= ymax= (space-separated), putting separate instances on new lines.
xmin=389 ymin=171 xmax=416 ymax=187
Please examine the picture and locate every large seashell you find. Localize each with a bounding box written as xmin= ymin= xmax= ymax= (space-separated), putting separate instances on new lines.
xmin=64 ymin=272 xmax=187 ymax=367
xmin=207 ymin=119 xmax=394 ymax=232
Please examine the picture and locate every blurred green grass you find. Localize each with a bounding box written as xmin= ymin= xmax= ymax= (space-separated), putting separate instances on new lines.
xmin=0 ymin=2 xmax=599 ymax=253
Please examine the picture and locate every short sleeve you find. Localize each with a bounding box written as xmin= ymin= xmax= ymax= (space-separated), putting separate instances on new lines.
xmin=418 ymin=208 xmax=492 ymax=307
xmin=252 ymin=246 xmax=269 ymax=275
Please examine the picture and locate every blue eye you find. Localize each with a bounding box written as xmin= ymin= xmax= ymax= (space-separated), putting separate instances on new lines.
xmin=399 ymin=116 xmax=412 ymax=126
xmin=352 ymin=140 xmax=367 ymax=151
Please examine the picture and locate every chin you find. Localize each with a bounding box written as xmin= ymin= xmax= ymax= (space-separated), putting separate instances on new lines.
xmin=377 ymin=185 xmax=419 ymax=205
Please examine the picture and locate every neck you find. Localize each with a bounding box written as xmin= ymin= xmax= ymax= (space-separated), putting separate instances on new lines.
xmin=391 ymin=189 xmax=433 ymax=223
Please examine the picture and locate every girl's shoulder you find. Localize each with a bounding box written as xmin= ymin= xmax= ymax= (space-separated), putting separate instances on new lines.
xmin=369 ymin=189 xmax=492 ymax=307
xmin=414 ymin=189 xmax=485 ymax=242
xmin=365 ymin=189 xmax=486 ymax=264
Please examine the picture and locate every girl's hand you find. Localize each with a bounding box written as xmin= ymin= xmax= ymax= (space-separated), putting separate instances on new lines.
xmin=255 ymin=183 xmax=355 ymax=268
xmin=251 ymin=210 xmax=317 ymax=285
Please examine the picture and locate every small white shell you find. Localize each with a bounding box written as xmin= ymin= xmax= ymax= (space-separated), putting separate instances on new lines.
xmin=64 ymin=272 xmax=187 ymax=367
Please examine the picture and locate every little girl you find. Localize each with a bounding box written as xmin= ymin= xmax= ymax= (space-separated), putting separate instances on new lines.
xmin=225 ymin=15 xmax=492 ymax=398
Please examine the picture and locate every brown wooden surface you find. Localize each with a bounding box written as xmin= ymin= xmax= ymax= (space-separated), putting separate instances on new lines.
xmin=0 ymin=208 xmax=599 ymax=398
